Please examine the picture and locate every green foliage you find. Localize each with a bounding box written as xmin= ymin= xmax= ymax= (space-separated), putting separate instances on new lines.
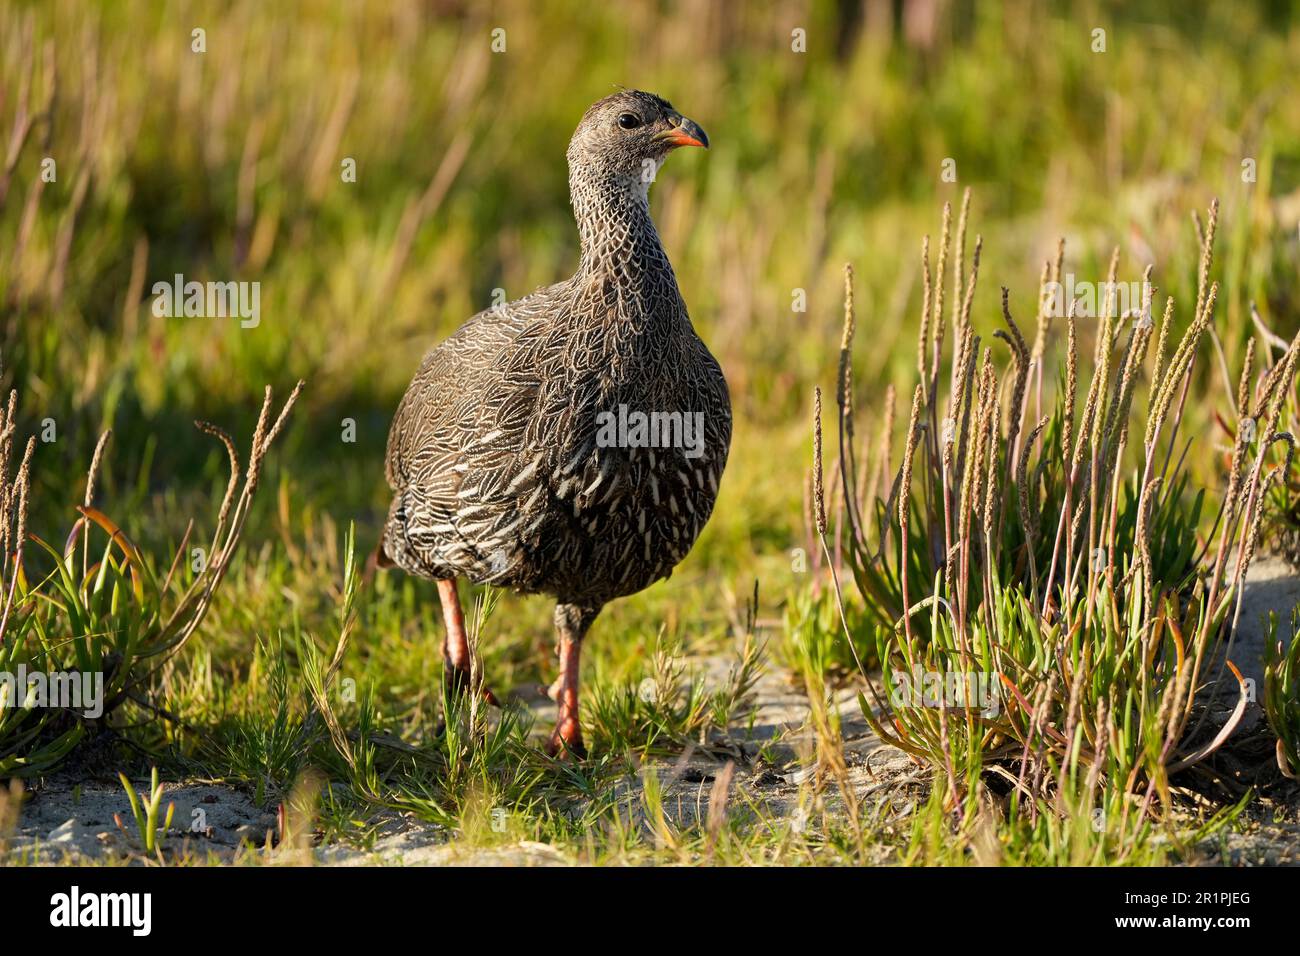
xmin=0 ymin=384 xmax=300 ymax=776
xmin=821 ymin=195 xmax=1295 ymax=846
xmin=116 ymin=766 xmax=176 ymax=856
xmin=1264 ymin=609 xmax=1300 ymax=779
xmin=586 ymin=625 xmax=762 ymax=757
xmin=1 ymin=1 xmax=1297 ymax=865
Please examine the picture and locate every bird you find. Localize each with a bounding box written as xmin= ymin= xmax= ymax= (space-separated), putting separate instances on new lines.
xmin=378 ymin=91 xmax=731 ymax=757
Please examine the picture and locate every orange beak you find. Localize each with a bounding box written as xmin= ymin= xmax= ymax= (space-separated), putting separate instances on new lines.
xmin=653 ymin=115 xmax=709 ymax=150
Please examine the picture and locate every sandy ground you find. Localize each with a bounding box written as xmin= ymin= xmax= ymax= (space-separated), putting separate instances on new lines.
xmin=5 ymin=556 xmax=1299 ymax=866
xmin=5 ymin=654 xmax=918 ymax=865
xmin=1236 ymin=556 xmax=1300 ymax=694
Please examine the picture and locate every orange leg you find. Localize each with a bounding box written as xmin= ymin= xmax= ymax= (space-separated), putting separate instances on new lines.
xmin=545 ymin=603 xmax=598 ymax=758
xmin=438 ymin=578 xmax=497 ymax=705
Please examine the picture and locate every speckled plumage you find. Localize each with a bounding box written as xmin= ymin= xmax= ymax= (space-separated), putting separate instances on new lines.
xmin=381 ymin=92 xmax=726 ymax=754
xmin=382 ymin=92 xmax=730 ymax=612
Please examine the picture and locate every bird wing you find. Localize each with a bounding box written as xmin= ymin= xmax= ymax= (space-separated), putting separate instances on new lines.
xmin=383 ymin=288 xmax=568 ymax=575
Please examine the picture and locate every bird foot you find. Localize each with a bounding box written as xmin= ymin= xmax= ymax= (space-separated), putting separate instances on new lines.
xmin=444 ymin=661 xmax=499 ymax=706
xmin=544 ymin=719 xmax=586 ymax=760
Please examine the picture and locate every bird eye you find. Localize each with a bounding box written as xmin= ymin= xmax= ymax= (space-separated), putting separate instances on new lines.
xmin=617 ymin=112 xmax=641 ymax=130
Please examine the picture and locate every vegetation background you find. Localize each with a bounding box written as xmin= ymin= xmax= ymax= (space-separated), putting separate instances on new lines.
xmin=2 ymin=0 xmax=1299 ymax=863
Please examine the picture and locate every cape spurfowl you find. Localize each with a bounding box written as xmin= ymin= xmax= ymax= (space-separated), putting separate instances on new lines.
xmin=379 ymin=91 xmax=731 ymax=757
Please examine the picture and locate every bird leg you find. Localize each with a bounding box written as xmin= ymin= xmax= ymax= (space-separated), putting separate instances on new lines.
xmin=545 ymin=603 xmax=598 ymax=759
xmin=437 ymin=578 xmax=498 ymax=706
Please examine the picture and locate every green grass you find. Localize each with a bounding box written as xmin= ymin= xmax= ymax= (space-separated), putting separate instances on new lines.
xmin=1 ymin=0 xmax=1299 ymax=865
xmin=813 ymin=193 xmax=1300 ymax=859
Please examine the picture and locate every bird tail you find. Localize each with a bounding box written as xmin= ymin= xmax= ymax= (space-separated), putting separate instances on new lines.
xmin=372 ymin=540 xmax=395 ymax=569
xmin=362 ymin=539 xmax=395 ymax=587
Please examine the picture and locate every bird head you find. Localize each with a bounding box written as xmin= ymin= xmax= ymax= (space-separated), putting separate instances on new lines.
xmin=567 ymin=90 xmax=708 ymax=190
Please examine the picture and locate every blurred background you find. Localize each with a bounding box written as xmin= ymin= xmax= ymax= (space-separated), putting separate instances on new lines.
xmin=2 ymin=0 xmax=1298 ymax=661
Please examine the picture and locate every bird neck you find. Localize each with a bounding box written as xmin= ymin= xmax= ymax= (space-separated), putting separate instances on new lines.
xmin=569 ymin=168 xmax=674 ymax=288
